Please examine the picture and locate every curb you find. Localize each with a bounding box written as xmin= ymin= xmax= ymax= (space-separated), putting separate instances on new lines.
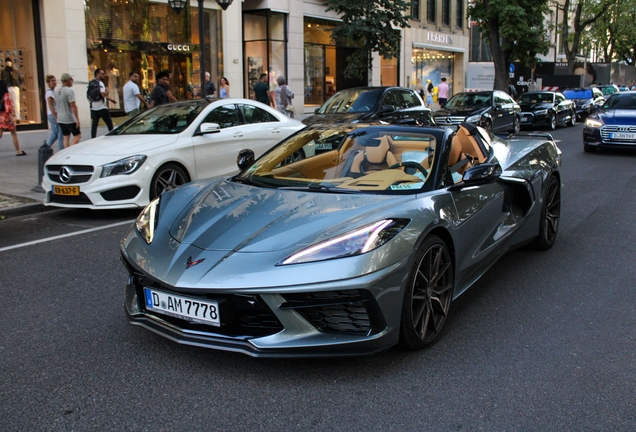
xmin=0 ymin=202 xmax=56 ymax=219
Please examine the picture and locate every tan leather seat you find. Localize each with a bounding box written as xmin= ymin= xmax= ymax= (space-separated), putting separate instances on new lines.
xmin=449 ymin=125 xmax=486 ymax=175
xmin=349 ymin=136 xmax=398 ymax=175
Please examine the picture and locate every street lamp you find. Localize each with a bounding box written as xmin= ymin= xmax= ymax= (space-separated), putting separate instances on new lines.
xmin=168 ymin=0 xmax=234 ymax=98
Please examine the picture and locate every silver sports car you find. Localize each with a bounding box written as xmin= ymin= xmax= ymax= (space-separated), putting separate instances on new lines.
xmin=121 ymin=122 xmax=562 ymax=357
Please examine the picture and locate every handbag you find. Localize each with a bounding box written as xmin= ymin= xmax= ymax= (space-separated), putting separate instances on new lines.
xmin=283 ymin=85 xmax=294 ymax=112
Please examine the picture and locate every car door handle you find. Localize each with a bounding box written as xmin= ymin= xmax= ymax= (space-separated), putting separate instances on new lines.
xmin=233 ymin=133 xmax=244 ymax=138
xmin=271 ymin=129 xmax=281 ymax=133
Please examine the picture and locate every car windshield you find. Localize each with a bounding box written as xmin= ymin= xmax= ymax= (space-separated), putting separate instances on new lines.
xmin=109 ymin=102 xmax=205 ymax=135
xmin=518 ymin=93 xmax=554 ymax=104
xmin=444 ymin=92 xmax=491 ymax=109
xmin=602 ymin=94 xmax=636 ymax=110
xmin=317 ymin=89 xmax=383 ymax=114
xmin=563 ymin=89 xmax=592 ymax=99
xmin=597 ymin=86 xmax=618 ymax=96
xmin=235 ymin=125 xmax=443 ymax=194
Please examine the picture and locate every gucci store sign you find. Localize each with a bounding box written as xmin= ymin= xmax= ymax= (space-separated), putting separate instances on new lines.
xmin=167 ymin=44 xmax=193 ymax=52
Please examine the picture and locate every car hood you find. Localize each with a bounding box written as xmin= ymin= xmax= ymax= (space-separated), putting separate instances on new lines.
xmin=168 ymin=180 xmax=408 ymax=253
xmin=597 ymin=110 xmax=636 ymax=124
xmin=301 ymin=112 xmax=372 ymax=125
xmin=433 ymin=107 xmax=488 ymax=117
xmin=518 ymin=103 xmax=552 ymax=111
xmin=54 ymin=134 xmax=180 ymax=157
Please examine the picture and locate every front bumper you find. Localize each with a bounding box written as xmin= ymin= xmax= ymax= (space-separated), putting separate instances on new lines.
xmin=122 ymin=253 xmax=409 ymax=358
xmin=583 ymin=125 xmax=636 ymax=150
xmin=520 ymin=112 xmax=549 ymax=127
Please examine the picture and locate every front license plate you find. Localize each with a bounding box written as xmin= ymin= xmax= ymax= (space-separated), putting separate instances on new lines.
xmin=609 ymin=132 xmax=636 ymax=139
xmin=52 ymin=185 xmax=80 ymax=196
xmin=144 ymin=288 xmax=220 ymax=326
xmin=521 ymin=117 xmax=530 ymax=123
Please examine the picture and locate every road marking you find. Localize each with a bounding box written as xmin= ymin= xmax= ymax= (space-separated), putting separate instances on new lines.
xmin=0 ymin=220 xmax=134 ymax=253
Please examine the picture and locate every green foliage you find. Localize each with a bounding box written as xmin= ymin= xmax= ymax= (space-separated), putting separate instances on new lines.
xmin=324 ymin=0 xmax=411 ymax=80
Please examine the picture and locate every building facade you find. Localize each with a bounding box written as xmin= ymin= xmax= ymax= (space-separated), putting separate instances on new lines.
xmin=6 ymin=0 xmax=469 ymax=131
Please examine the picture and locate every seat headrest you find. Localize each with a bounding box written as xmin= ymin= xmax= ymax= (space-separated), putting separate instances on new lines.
xmin=365 ymin=137 xmax=390 ymax=163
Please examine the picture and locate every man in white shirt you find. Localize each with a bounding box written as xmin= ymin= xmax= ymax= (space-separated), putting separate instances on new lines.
xmin=90 ymin=68 xmax=115 ymax=139
xmin=123 ymin=72 xmax=148 ymax=117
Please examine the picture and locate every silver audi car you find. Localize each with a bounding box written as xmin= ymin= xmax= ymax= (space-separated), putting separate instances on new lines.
xmin=121 ymin=122 xmax=562 ymax=357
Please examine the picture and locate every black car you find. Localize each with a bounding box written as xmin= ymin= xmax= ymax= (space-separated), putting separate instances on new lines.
xmin=517 ymin=91 xmax=577 ymax=130
xmin=301 ymin=87 xmax=434 ymax=126
xmin=563 ymin=87 xmax=605 ymax=120
xmin=583 ymin=91 xmax=636 ymax=152
xmin=433 ymin=91 xmax=521 ymax=134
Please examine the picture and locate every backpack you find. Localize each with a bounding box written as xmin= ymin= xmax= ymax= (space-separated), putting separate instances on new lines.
xmin=87 ymin=79 xmax=103 ymax=102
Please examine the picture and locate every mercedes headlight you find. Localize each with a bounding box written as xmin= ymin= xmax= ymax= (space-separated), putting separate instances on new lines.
xmin=466 ymin=114 xmax=481 ymax=123
xmin=135 ymin=197 xmax=160 ymax=244
xmin=278 ymin=219 xmax=409 ymax=265
xmin=585 ymin=117 xmax=604 ymax=128
xmin=101 ymin=155 xmax=147 ymax=177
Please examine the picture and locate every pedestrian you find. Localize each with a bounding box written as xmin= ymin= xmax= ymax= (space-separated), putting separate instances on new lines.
xmin=219 ymin=77 xmax=230 ymax=98
xmin=123 ymin=71 xmax=148 ymax=117
xmin=45 ymin=74 xmax=63 ymax=151
xmin=274 ymin=75 xmax=294 ymax=118
xmin=148 ymin=70 xmax=170 ymax=108
xmin=254 ymin=73 xmax=270 ymax=106
xmin=437 ymin=77 xmax=450 ymax=108
xmin=57 ymin=73 xmax=81 ymax=148
xmin=2 ymin=57 xmax=20 ymax=123
xmin=425 ymin=79 xmax=434 ymax=107
xmin=0 ymin=80 xmax=25 ymax=155
xmin=160 ymin=70 xmax=178 ymax=102
xmin=89 ymin=68 xmax=115 ymax=139
xmin=508 ymin=80 xmax=517 ymax=98
xmin=204 ymin=72 xmax=216 ymax=97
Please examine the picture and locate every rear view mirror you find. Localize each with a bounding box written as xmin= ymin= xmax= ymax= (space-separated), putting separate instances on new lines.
xmin=237 ymin=149 xmax=255 ymax=171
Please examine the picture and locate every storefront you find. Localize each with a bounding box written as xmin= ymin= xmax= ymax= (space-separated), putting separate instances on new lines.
xmin=0 ymin=0 xmax=45 ymax=130
xmin=84 ymin=0 xmax=223 ymax=112
xmin=412 ymin=47 xmax=455 ymax=95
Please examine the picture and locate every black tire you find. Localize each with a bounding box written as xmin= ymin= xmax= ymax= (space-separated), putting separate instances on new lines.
xmin=482 ymin=118 xmax=492 ymax=132
xmin=567 ymin=109 xmax=576 ymax=127
xmin=511 ymin=115 xmax=521 ymax=134
xmin=547 ymin=112 xmax=556 ymax=130
xmin=583 ymin=143 xmax=596 ymax=153
xmin=532 ymin=176 xmax=561 ymax=250
xmin=399 ymin=235 xmax=454 ymax=349
xmin=149 ymin=163 xmax=189 ymax=201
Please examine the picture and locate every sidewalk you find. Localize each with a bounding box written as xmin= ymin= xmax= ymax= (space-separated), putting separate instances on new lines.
xmin=0 ymin=125 xmax=110 ymax=217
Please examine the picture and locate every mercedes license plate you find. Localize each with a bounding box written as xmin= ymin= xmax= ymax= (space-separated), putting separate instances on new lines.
xmin=52 ymin=185 xmax=80 ymax=196
xmin=144 ymin=288 xmax=220 ymax=326
xmin=609 ymin=132 xmax=636 ymax=140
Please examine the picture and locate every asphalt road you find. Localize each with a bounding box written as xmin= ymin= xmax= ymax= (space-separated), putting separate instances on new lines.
xmin=1 ymin=123 xmax=635 ymax=431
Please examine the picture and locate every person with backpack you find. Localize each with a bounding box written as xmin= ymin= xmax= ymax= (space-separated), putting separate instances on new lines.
xmin=88 ymin=68 xmax=115 ymax=139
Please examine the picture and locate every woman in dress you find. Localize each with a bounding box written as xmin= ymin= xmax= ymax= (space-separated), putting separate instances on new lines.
xmin=0 ymin=80 xmax=25 ymax=156
xmin=425 ymin=79 xmax=434 ymax=107
xmin=219 ymin=77 xmax=230 ymax=98
xmin=274 ymin=75 xmax=294 ymax=118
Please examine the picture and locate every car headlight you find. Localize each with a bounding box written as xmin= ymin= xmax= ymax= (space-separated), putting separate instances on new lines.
xmin=135 ymin=197 xmax=160 ymax=244
xmin=585 ymin=117 xmax=604 ymax=128
xmin=534 ymin=109 xmax=548 ymax=115
xmin=101 ymin=155 xmax=147 ymax=178
xmin=466 ymin=114 xmax=481 ymax=123
xmin=278 ymin=219 xmax=410 ymax=265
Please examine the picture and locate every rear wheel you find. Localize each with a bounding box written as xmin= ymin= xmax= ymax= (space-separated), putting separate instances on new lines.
xmin=149 ymin=163 xmax=189 ymax=201
xmin=511 ymin=115 xmax=521 ymax=133
xmin=399 ymin=235 xmax=454 ymax=349
xmin=532 ymin=176 xmax=561 ymax=250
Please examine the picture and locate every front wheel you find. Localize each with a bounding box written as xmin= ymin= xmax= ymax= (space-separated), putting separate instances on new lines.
xmin=511 ymin=115 xmax=521 ymax=134
xmin=547 ymin=112 xmax=556 ymax=130
xmin=399 ymin=235 xmax=454 ymax=349
xmin=567 ymin=109 xmax=576 ymax=127
xmin=481 ymin=118 xmax=492 ymax=132
xmin=149 ymin=163 xmax=189 ymax=201
xmin=532 ymin=176 xmax=561 ymax=250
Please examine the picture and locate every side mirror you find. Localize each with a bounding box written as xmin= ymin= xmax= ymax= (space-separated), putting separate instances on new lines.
xmin=314 ymin=108 xmax=320 ymax=114
xmin=448 ymin=163 xmax=502 ymax=191
xmin=237 ymin=149 xmax=255 ymax=171
xmin=199 ymin=122 xmax=221 ymax=135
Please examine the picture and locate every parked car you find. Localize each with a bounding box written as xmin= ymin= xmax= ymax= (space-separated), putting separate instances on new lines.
xmin=121 ymin=122 xmax=562 ymax=357
xmin=301 ymin=87 xmax=433 ymax=127
xmin=583 ymin=91 xmax=636 ymax=152
xmin=618 ymin=86 xmax=630 ymax=92
xmin=42 ymin=99 xmax=306 ymax=210
xmin=563 ymin=87 xmax=605 ymax=119
xmin=517 ymin=91 xmax=576 ymax=130
xmin=432 ymin=91 xmax=521 ymax=134
xmin=593 ymin=84 xmax=620 ymax=97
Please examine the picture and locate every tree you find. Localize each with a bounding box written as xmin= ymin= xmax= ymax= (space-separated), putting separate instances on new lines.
xmin=555 ymin=0 xmax=605 ymax=73
xmin=468 ymin=0 xmax=551 ymax=91
xmin=323 ymin=0 xmax=411 ymax=82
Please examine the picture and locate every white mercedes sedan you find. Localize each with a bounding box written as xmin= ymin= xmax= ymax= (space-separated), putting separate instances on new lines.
xmin=42 ymin=98 xmax=306 ymax=209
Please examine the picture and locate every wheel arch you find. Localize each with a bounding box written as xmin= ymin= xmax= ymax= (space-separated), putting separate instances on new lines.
xmin=155 ymin=160 xmax=193 ymax=183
